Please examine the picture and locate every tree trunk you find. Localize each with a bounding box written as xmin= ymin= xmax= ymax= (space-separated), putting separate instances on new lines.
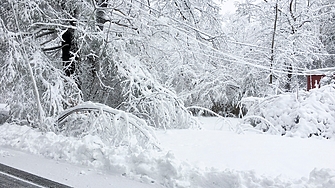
xmin=61 ymin=1 xmax=77 ymax=78
xmin=62 ymin=28 xmax=76 ymax=77
xmin=270 ymin=0 xmax=278 ymax=84
xmin=285 ymin=64 xmax=293 ymax=91
xmin=96 ymin=0 xmax=109 ymax=30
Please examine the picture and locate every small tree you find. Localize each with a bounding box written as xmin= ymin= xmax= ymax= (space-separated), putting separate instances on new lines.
xmin=0 ymin=0 xmax=81 ymax=125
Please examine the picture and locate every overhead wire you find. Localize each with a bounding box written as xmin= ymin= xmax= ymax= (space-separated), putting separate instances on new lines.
xmin=121 ymin=0 xmax=273 ymax=70
xmin=130 ymin=0 xmax=335 ymax=57
xmin=112 ymin=0 xmax=330 ymax=75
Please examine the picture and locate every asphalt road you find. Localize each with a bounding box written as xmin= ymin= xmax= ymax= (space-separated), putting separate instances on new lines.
xmin=0 ymin=163 xmax=72 ymax=188
xmin=0 ymin=172 xmax=40 ymax=188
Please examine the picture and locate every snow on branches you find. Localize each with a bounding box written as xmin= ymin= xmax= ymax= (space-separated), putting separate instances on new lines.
xmin=56 ymin=101 xmax=160 ymax=149
xmin=241 ymin=85 xmax=335 ymax=139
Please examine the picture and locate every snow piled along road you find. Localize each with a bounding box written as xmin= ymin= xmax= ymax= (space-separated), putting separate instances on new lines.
xmin=0 ymin=116 xmax=334 ymax=187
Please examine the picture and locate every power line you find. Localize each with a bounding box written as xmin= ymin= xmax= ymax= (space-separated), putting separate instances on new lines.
xmin=131 ymin=0 xmax=334 ymax=57
xmin=109 ymin=0 xmax=327 ymax=76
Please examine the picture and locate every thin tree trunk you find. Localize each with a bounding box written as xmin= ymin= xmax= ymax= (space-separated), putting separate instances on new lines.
xmin=27 ymin=57 xmax=45 ymax=123
xmin=285 ymin=64 xmax=293 ymax=91
xmin=270 ymin=0 xmax=279 ymax=84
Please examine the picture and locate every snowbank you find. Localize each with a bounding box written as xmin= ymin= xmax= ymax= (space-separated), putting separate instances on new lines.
xmin=0 ymin=147 xmax=161 ymax=188
xmin=0 ymin=123 xmax=334 ymax=187
xmin=241 ymin=85 xmax=335 ymax=139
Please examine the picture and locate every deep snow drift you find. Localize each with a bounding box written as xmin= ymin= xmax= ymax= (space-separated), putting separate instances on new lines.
xmin=0 ymin=117 xmax=334 ymax=187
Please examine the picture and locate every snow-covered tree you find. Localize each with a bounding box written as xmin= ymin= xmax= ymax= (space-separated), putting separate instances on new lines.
xmin=225 ymin=0 xmax=332 ymax=94
xmin=3 ymin=0 xmax=228 ymax=128
xmin=0 ymin=0 xmax=81 ymax=125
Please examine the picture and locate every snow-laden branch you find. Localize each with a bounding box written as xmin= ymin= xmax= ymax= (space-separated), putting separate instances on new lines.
xmin=57 ymin=101 xmax=160 ymax=149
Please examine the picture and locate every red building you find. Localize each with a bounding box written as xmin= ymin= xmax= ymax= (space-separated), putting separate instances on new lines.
xmin=307 ymin=75 xmax=324 ymax=91
xmin=304 ymin=68 xmax=335 ymax=91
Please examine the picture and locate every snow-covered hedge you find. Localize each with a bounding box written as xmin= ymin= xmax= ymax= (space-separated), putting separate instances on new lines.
xmin=241 ymin=85 xmax=335 ymax=139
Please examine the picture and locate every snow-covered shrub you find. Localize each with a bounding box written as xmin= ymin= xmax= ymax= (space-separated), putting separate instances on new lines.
xmin=178 ymin=69 xmax=244 ymax=117
xmin=320 ymin=71 xmax=335 ymax=86
xmin=240 ymin=85 xmax=335 ymax=139
xmin=55 ymin=102 xmax=159 ymax=149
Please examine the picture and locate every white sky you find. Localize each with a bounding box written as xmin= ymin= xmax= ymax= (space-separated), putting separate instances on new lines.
xmin=217 ymin=0 xmax=262 ymax=14
xmin=216 ymin=0 xmax=241 ymax=14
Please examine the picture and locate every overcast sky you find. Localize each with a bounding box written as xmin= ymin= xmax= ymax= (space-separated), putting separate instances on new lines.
xmin=217 ymin=0 xmax=240 ymax=14
xmin=218 ymin=0 xmax=262 ymax=14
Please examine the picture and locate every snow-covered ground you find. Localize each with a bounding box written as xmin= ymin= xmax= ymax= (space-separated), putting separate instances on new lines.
xmin=0 ymin=146 xmax=161 ymax=188
xmin=158 ymin=117 xmax=335 ymax=179
xmin=0 ymin=115 xmax=334 ymax=187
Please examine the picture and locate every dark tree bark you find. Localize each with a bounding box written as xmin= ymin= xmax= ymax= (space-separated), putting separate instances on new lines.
xmin=61 ymin=1 xmax=77 ymax=78
xmin=285 ymin=64 xmax=293 ymax=91
xmin=62 ymin=28 xmax=75 ymax=77
xmin=96 ymin=0 xmax=109 ymax=30
xmin=270 ymin=0 xmax=278 ymax=84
